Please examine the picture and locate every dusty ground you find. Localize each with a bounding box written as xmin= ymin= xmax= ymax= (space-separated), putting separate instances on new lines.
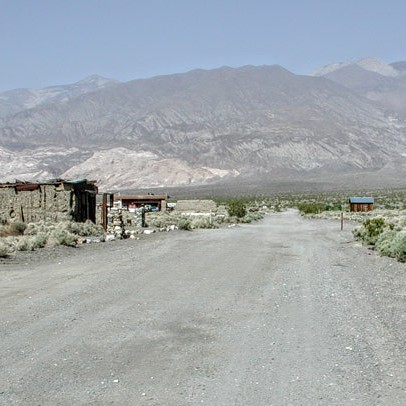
xmin=0 ymin=211 xmax=405 ymax=405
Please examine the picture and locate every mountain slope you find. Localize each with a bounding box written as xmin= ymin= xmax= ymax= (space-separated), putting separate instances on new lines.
xmin=0 ymin=75 xmax=120 ymax=119
xmin=313 ymin=57 xmax=406 ymax=119
xmin=0 ymin=64 xmax=405 ymax=190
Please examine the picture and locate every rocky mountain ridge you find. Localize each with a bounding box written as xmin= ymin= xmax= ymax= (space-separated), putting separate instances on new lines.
xmin=0 ymin=75 xmax=119 ymax=118
xmin=1 ymin=60 xmax=406 ymax=191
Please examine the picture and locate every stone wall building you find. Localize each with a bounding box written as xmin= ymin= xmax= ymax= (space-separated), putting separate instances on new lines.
xmin=0 ymin=179 xmax=98 ymax=223
xmin=175 ymin=199 xmax=218 ymax=213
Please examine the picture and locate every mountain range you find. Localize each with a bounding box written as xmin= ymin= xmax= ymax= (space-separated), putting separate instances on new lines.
xmin=1 ymin=57 xmax=406 ymax=192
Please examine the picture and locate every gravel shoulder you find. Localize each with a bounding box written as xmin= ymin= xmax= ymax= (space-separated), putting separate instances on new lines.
xmin=0 ymin=211 xmax=405 ymax=405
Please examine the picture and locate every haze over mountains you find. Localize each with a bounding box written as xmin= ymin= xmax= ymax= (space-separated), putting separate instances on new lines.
xmin=1 ymin=57 xmax=406 ymax=191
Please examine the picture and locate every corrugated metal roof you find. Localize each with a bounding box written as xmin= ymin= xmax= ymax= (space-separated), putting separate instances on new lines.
xmin=349 ymin=197 xmax=374 ymax=204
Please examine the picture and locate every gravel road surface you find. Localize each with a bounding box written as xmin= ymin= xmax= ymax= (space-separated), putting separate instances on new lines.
xmin=1 ymin=210 xmax=405 ymax=405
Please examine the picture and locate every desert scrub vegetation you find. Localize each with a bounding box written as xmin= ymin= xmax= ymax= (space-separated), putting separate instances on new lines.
xmin=227 ymin=199 xmax=247 ymax=218
xmin=210 ymin=196 xmax=267 ymax=223
xmin=148 ymin=211 xmax=221 ymax=230
xmin=0 ymin=220 xmax=27 ymax=237
xmin=353 ymin=217 xmax=406 ymax=262
xmin=0 ymin=220 xmax=104 ymax=257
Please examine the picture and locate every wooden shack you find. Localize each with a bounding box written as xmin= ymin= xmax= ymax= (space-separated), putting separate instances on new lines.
xmin=349 ymin=197 xmax=374 ymax=212
xmin=0 ymin=179 xmax=98 ymax=223
xmin=114 ymin=194 xmax=168 ymax=212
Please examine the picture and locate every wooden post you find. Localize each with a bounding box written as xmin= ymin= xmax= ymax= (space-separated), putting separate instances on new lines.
xmin=101 ymin=193 xmax=108 ymax=231
xmin=340 ymin=212 xmax=344 ymax=231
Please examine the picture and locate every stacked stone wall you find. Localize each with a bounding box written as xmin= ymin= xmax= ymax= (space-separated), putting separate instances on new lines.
xmin=175 ymin=199 xmax=218 ymax=213
xmin=0 ymin=184 xmax=76 ymax=224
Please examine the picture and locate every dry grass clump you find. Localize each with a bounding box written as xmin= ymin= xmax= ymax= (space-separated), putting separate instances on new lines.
xmin=0 ymin=221 xmax=27 ymax=237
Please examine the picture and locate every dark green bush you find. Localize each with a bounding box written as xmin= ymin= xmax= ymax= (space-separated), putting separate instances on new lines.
xmin=227 ymin=199 xmax=247 ymax=218
xmin=297 ymin=203 xmax=324 ymax=215
xmin=363 ymin=218 xmax=386 ymax=245
xmin=325 ymin=203 xmax=342 ymax=211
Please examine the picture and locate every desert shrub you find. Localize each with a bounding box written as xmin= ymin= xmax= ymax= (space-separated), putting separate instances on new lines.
xmin=352 ymin=225 xmax=366 ymax=240
xmin=1 ymin=219 xmax=103 ymax=254
xmin=149 ymin=213 xmax=176 ymax=228
xmin=48 ymin=228 xmax=77 ymax=247
xmin=353 ymin=218 xmax=387 ymax=246
xmin=376 ymin=230 xmax=397 ymax=258
xmin=363 ymin=218 xmax=387 ymax=245
xmin=274 ymin=204 xmax=282 ymax=212
xmin=14 ymin=234 xmax=48 ymax=252
xmin=0 ymin=220 xmax=27 ymax=237
xmin=190 ymin=216 xmax=219 ymax=229
xmin=24 ymin=221 xmax=55 ymax=236
xmin=24 ymin=220 xmax=102 ymax=238
xmin=391 ymin=231 xmax=406 ymax=262
xmin=325 ymin=203 xmax=343 ymax=211
xmin=227 ymin=199 xmax=247 ymax=218
xmin=177 ymin=217 xmax=192 ymax=231
xmin=9 ymin=221 xmax=27 ymax=235
xmin=239 ymin=211 xmax=265 ymax=223
xmin=297 ymin=203 xmax=324 ymax=215
xmin=31 ymin=232 xmax=48 ymax=249
xmin=0 ymin=239 xmax=10 ymax=257
xmin=223 ymin=215 xmax=238 ymax=224
xmin=66 ymin=220 xmax=103 ymax=236
xmin=16 ymin=236 xmax=36 ymax=252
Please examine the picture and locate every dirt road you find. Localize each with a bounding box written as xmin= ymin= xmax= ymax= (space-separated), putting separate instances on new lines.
xmin=1 ymin=211 xmax=405 ymax=405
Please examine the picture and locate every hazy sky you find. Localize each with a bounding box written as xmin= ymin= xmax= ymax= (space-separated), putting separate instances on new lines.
xmin=0 ymin=0 xmax=405 ymax=92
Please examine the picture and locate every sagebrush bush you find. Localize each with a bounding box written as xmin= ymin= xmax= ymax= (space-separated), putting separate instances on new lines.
xmin=24 ymin=221 xmax=55 ymax=236
xmin=190 ymin=216 xmax=219 ymax=229
xmin=32 ymin=232 xmax=48 ymax=249
xmin=240 ymin=212 xmax=265 ymax=223
xmin=15 ymin=236 xmax=36 ymax=252
xmin=376 ymin=230 xmax=397 ymax=258
xmin=0 ymin=239 xmax=10 ymax=257
xmin=178 ymin=217 xmax=192 ymax=231
xmin=48 ymin=228 xmax=77 ymax=247
xmin=353 ymin=218 xmax=389 ymax=246
xmin=23 ymin=220 xmax=91 ymax=248
xmin=391 ymin=231 xmax=406 ymax=262
xmin=148 ymin=213 xmax=177 ymax=228
xmin=0 ymin=221 xmax=27 ymax=237
xmin=364 ymin=218 xmax=388 ymax=245
xmin=66 ymin=220 xmax=103 ymax=236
